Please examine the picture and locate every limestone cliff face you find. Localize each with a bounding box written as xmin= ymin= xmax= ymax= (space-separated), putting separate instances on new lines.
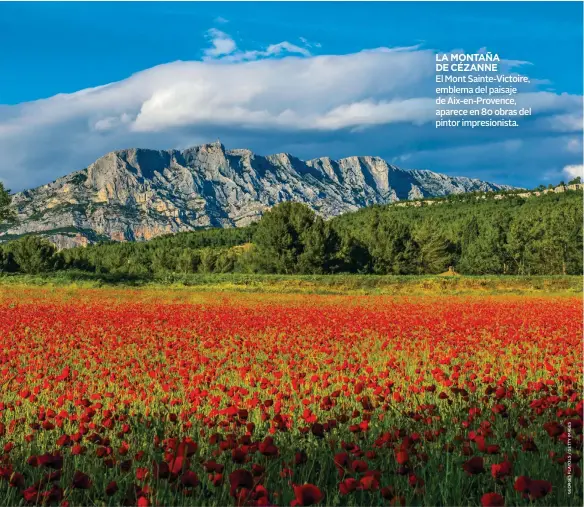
xmin=2 ymin=142 xmax=512 ymax=247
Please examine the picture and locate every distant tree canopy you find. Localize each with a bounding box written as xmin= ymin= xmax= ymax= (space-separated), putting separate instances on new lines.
xmin=338 ymin=191 xmax=582 ymax=276
xmin=0 ymin=189 xmax=582 ymax=277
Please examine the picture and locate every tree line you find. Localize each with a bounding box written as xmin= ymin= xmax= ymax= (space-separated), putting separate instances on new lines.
xmin=0 ymin=184 xmax=582 ymax=277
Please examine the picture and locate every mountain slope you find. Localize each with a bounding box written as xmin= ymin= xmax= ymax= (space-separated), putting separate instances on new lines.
xmin=2 ymin=142 xmax=512 ymax=248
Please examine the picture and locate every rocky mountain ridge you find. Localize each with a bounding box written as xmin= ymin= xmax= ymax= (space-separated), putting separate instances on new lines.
xmin=2 ymin=142 xmax=512 ymax=248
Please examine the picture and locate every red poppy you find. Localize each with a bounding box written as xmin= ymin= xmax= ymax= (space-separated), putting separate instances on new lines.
xmin=251 ymin=464 xmax=265 ymax=477
xmin=203 ymin=460 xmax=225 ymax=474
xmin=351 ymin=460 xmax=368 ymax=473
xmin=295 ymin=450 xmax=308 ymax=465
xmin=395 ymin=450 xmax=409 ymax=465
xmin=9 ymin=472 xmax=25 ymax=489
xmin=311 ymin=423 xmax=325 ymax=438
xmin=38 ymin=452 xmax=63 ymax=470
xmin=491 ymin=460 xmax=512 ymax=480
xmin=105 ymin=481 xmax=118 ymax=496
xmin=333 ymin=452 xmax=351 ymax=477
xmin=42 ymin=484 xmax=64 ymax=503
xmin=462 ymin=456 xmax=485 ymax=475
xmin=177 ymin=439 xmax=198 ymax=457
xmin=291 ymin=484 xmax=323 ymax=506
xmin=23 ymin=486 xmax=39 ymax=504
xmin=229 ymin=469 xmax=254 ymax=497
xmin=56 ymin=434 xmax=71 ymax=447
xmin=514 ymin=476 xmax=553 ymax=500
xmin=543 ymin=421 xmax=564 ymax=438
xmin=170 ymin=455 xmax=187 ymax=475
xmin=181 ymin=471 xmax=200 ymax=488
xmin=136 ymin=467 xmax=149 ymax=481
xmin=359 ymin=475 xmax=379 ymax=491
xmin=153 ymin=461 xmax=170 ymax=479
xmin=232 ymin=448 xmax=248 ymax=464
xmin=72 ymin=471 xmax=91 ymax=489
xmin=513 ymin=475 xmax=532 ymax=496
xmin=339 ymin=478 xmax=358 ymax=495
xmin=481 ymin=492 xmax=505 ymax=506
xmin=258 ymin=437 xmax=279 ymax=457
xmin=381 ymin=486 xmax=396 ymax=500
xmin=408 ymin=474 xmax=424 ymax=489
xmin=71 ymin=444 xmax=86 ymax=456
xmin=486 ymin=444 xmax=500 ymax=454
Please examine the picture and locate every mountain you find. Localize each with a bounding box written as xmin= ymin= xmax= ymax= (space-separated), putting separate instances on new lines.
xmin=2 ymin=142 xmax=512 ymax=248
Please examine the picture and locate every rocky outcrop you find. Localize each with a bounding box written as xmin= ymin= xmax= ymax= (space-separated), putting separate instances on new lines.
xmin=1 ymin=142 xmax=512 ymax=247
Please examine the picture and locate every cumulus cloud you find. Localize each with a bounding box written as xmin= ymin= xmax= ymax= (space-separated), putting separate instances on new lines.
xmin=0 ymin=29 xmax=582 ymax=191
xmin=563 ymin=164 xmax=583 ymax=179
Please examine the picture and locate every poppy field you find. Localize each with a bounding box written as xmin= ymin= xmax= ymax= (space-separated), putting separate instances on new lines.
xmin=0 ymin=287 xmax=581 ymax=506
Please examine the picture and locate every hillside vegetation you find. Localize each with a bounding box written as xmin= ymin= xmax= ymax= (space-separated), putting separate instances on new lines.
xmin=0 ymin=189 xmax=582 ymax=278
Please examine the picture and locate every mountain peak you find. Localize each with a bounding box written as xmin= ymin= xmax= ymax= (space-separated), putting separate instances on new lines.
xmin=3 ymin=144 xmax=512 ymax=248
xmin=189 ymin=140 xmax=226 ymax=153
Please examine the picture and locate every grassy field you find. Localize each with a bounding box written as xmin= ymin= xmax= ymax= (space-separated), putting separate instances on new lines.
xmin=0 ymin=271 xmax=581 ymax=296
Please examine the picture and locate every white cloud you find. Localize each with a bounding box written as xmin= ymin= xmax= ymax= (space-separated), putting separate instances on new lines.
xmin=547 ymin=113 xmax=584 ymax=132
xmin=0 ymin=29 xmax=582 ymax=192
xmin=299 ymin=37 xmax=321 ymax=49
xmin=203 ymin=34 xmax=312 ymax=63
xmin=93 ymin=113 xmax=133 ymax=132
xmin=312 ymin=98 xmax=434 ymax=130
xmin=266 ymin=42 xmax=310 ymax=57
xmin=563 ymin=164 xmax=583 ymax=179
xmin=114 ymin=49 xmax=434 ymax=133
xmin=203 ymin=29 xmax=237 ymax=58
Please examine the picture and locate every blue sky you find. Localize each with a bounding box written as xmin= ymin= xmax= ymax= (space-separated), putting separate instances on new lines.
xmin=0 ymin=1 xmax=582 ymax=191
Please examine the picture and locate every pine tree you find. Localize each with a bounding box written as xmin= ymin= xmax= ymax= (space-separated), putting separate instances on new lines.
xmin=0 ymin=182 xmax=13 ymax=223
xmin=8 ymin=236 xmax=57 ymax=274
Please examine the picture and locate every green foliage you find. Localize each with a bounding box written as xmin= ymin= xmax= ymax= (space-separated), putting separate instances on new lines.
xmin=364 ymin=214 xmax=416 ymax=274
xmin=411 ymin=219 xmax=455 ymax=274
xmin=0 ymin=248 xmax=18 ymax=273
xmin=6 ymin=236 xmax=57 ymax=274
xmin=0 ymin=182 xmax=13 ymax=223
xmin=1 ymin=271 xmax=581 ymax=297
xmin=1 ymin=190 xmax=582 ymax=277
xmin=149 ymin=225 xmax=254 ymax=249
xmin=458 ymin=216 xmax=511 ymax=274
xmin=249 ymin=202 xmax=340 ymax=274
xmin=53 ymin=225 xmax=256 ymax=277
xmin=333 ymin=191 xmax=582 ymax=276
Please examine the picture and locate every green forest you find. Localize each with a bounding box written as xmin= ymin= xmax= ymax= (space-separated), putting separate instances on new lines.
xmin=0 ymin=183 xmax=582 ymax=278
